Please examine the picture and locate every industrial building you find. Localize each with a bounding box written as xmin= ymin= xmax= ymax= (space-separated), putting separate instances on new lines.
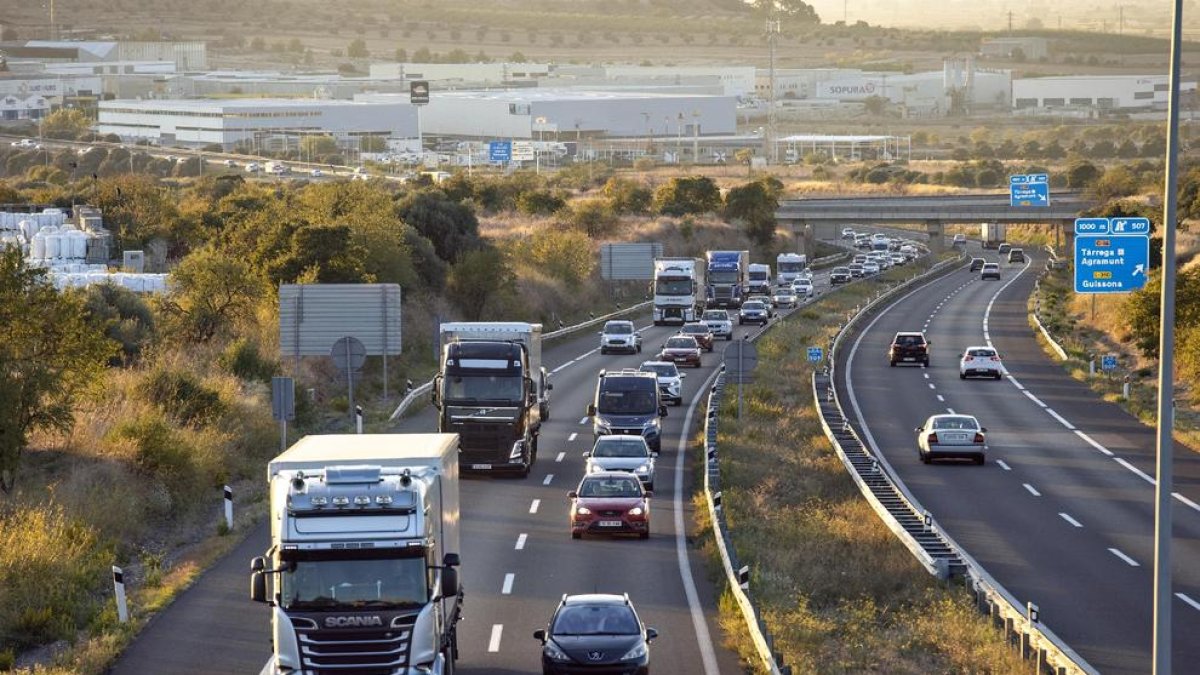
xmin=1012 ymin=75 xmax=1197 ymax=111
xmin=369 ymin=62 xmax=552 ymax=85
xmin=601 ymin=66 xmax=755 ymax=97
xmin=167 ymin=71 xmax=412 ymax=99
xmin=23 ymin=40 xmax=207 ymax=70
xmin=813 ymin=59 xmax=1011 ymax=114
xmin=356 ymin=89 xmax=736 ymax=140
xmin=96 ymin=98 xmax=419 ymax=150
xmin=0 ymin=73 xmax=102 ymax=113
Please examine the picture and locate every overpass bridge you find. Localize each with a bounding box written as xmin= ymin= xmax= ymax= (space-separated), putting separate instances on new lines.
xmin=777 ymin=191 xmax=1097 ymax=252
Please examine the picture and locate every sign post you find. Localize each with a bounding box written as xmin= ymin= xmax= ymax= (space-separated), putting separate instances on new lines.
xmin=488 ymin=140 xmax=512 ymax=163
xmin=1009 ymin=173 xmax=1050 ymax=207
xmin=723 ymin=339 xmax=758 ymax=419
xmin=331 ymin=337 xmax=367 ymax=430
xmin=1102 ymin=354 xmax=1118 ymax=372
xmin=271 ymin=376 xmax=295 ymax=452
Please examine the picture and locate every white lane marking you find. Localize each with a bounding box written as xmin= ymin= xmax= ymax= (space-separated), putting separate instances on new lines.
xmin=1109 ymin=548 xmax=1140 ymax=567
xmin=578 ymin=417 xmax=589 ymax=425
xmin=487 ymin=624 xmax=503 ymax=652
xmin=936 ymin=395 xmax=945 ymax=402
xmin=551 ymin=361 xmax=574 ymax=374
xmin=923 ymin=373 xmax=930 ymax=379
xmin=501 ymin=573 xmax=515 ymax=595
xmin=543 ymin=474 xmax=554 ymax=486
xmin=928 ymin=383 xmax=936 ymax=390
xmin=673 ymin=367 xmax=724 ymax=675
xmin=1174 ymin=492 xmax=1200 ymax=514
xmin=1022 ymin=390 xmax=1047 ymax=407
xmin=568 ymin=432 xmax=578 ymax=442
xmin=1008 ymin=376 xmax=1023 ymax=388
xmin=1045 ymin=408 xmax=1076 ymax=429
xmin=1074 ymin=430 xmax=1114 ymax=456
xmin=947 ymin=408 xmax=956 ymax=414
xmin=555 ymin=451 xmax=565 ymax=463
xmin=1023 ymin=483 xmax=1041 ymax=497
xmin=1059 ymin=513 xmax=1083 ymax=528
xmin=1114 ymin=457 xmax=1156 ymax=485
xmin=1177 ymin=592 xmax=1200 ymax=611
xmin=996 ymin=459 xmax=1012 ymax=471
xmin=515 ymin=533 xmax=527 ymax=550
xmin=529 ymin=499 xmax=540 ymax=514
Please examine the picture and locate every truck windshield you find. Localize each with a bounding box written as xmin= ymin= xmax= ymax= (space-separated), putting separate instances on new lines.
xmin=597 ymin=388 xmax=656 ymax=415
xmin=749 ymin=272 xmax=768 ymax=281
xmin=709 ymin=270 xmax=739 ymax=284
xmin=280 ymin=554 xmax=427 ymax=610
xmin=655 ymin=279 xmax=692 ymax=295
xmin=778 ymin=262 xmax=804 ymax=274
xmin=444 ymin=374 xmax=523 ymax=402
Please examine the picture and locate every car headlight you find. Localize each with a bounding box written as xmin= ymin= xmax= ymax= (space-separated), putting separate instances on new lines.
xmin=544 ymin=640 xmax=572 ymax=663
xmin=621 ymin=642 xmax=647 ymax=660
xmin=594 ymin=422 xmax=611 ymax=434
xmin=634 ymin=464 xmax=650 ymax=474
xmin=575 ymin=506 xmax=592 ymax=515
xmin=628 ymin=506 xmax=644 ymax=516
xmin=589 ymin=464 xmax=603 ymax=473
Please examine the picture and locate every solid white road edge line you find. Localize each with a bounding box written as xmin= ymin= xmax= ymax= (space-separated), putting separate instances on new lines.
xmin=1113 ymin=457 xmax=1156 ymax=486
xmin=1046 ymin=408 xmax=1077 ymax=430
xmin=501 ymin=573 xmax=514 ymax=595
xmin=1059 ymin=513 xmax=1083 ymax=528
xmin=487 ymin=624 xmax=503 ymax=652
xmin=1023 ymin=483 xmax=1041 ymax=497
xmin=1108 ymin=548 xmax=1140 ymax=567
xmin=515 ymin=533 xmax=527 ymax=550
xmin=1074 ymin=430 xmax=1114 ymax=457
xmin=673 ymin=367 xmax=723 ymax=675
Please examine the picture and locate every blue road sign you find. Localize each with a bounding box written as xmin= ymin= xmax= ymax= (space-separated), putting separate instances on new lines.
xmin=1074 ymin=218 xmax=1110 ymax=235
xmin=1010 ymin=173 xmax=1050 ymax=207
xmin=807 ymin=346 xmax=823 ymax=362
xmin=1102 ymin=355 xmax=1118 ymax=371
xmin=1110 ymin=217 xmax=1151 ymax=235
xmin=1074 ymin=234 xmax=1151 ymax=294
xmin=488 ymin=140 xmax=512 ymax=162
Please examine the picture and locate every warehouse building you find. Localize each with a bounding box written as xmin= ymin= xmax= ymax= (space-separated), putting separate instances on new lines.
xmin=1012 ymin=75 xmax=1197 ymax=111
xmin=96 ymin=98 xmax=419 ymax=149
xmin=813 ymin=60 xmax=1011 ymax=114
xmin=369 ymin=62 xmax=552 ymax=84
xmin=356 ymin=89 xmax=736 ymax=140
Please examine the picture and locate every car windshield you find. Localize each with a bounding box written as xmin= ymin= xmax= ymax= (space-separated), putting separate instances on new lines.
xmin=579 ymin=476 xmax=643 ymax=498
xmin=743 ymin=302 xmax=764 ymax=310
xmin=967 ymin=349 xmax=996 ymax=358
xmin=444 ymin=374 xmax=523 ymax=402
xmin=709 ymin=270 xmax=739 ymax=284
xmin=280 ymin=554 xmax=427 ymax=610
xmin=605 ymin=323 xmax=633 ymax=335
xmin=597 ymin=388 xmax=656 ymax=415
xmin=932 ymin=417 xmax=979 ymax=430
xmin=640 ymin=363 xmax=678 ymax=377
xmin=895 ymin=335 xmax=925 ymax=346
xmin=983 ymin=264 xmax=999 ymax=270
xmin=666 ymin=337 xmax=696 ymax=349
xmin=703 ymin=312 xmax=727 ymax=321
xmin=552 ymin=604 xmax=641 ymax=636
xmin=593 ymin=439 xmax=649 ymax=458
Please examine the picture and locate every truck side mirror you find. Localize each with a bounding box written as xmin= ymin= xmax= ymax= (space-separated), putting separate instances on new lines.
xmin=586 ymin=404 xmax=596 ymax=417
xmin=430 ymin=375 xmax=442 ymax=409
xmin=250 ymin=556 xmax=267 ymax=603
xmin=533 ymin=629 xmax=547 ymax=642
xmin=441 ymin=566 xmax=459 ymax=599
xmin=546 ymin=382 xmax=554 ymax=391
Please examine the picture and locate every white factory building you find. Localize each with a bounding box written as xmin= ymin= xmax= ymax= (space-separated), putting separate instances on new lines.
xmin=1012 ymin=75 xmax=1197 ymax=111
xmin=0 ymin=73 xmax=103 ymax=114
xmin=601 ymin=66 xmax=755 ymax=97
xmin=96 ymin=98 xmax=419 ymax=150
xmin=813 ymin=60 xmax=1011 ymax=114
xmin=369 ymin=62 xmax=552 ymax=85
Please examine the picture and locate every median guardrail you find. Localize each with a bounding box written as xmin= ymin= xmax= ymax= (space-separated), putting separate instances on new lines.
xmin=388 ymin=300 xmax=653 ymax=421
xmin=814 ymin=253 xmax=1098 ymax=675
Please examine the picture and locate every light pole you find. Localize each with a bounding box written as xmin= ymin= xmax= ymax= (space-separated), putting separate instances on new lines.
xmin=640 ymin=112 xmax=650 ymax=158
xmin=692 ymin=109 xmax=701 ymax=162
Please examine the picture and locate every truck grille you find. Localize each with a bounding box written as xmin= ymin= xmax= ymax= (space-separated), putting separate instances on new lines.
xmin=452 ymin=422 xmax=514 ymax=453
xmin=297 ymin=625 xmax=412 ymax=674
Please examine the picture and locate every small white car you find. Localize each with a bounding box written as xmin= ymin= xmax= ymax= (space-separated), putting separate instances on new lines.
xmin=953 ymin=233 xmax=967 ymax=247
xmin=862 ymin=262 xmax=881 ymax=275
xmin=792 ymin=278 xmax=815 ymax=298
xmin=772 ymin=286 xmax=799 ymax=308
xmin=916 ymin=414 xmax=987 ymax=465
xmin=639 ymin=360 xmax=685 ymax=406
xmin=245 ymin=162 xmax=262 ymax=173
xmin=310 ymin=168 xmax=324 ymax=177
xmin=981 ymin=263 xmax=1001 ymax=280
xmin=599 ymin=320 xmax=642 ymax=355
xmin=960 ymin=346 xmax=1003 ymax=380
xmin=889 ymin=253 xmax=907 ymax=266
xmin=11 ymin=139 xmax=35 ymax=148
xmin=584 ymin=435 xmax=657 ymax=490
xmin=842 ymin=228 xmax=857 ymax=239
xmin=701 ymin=309 xmax=734 ymax=341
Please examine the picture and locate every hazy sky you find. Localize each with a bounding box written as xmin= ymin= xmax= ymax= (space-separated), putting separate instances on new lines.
xmin=804 ymin=0 xmax=1187 ymax=34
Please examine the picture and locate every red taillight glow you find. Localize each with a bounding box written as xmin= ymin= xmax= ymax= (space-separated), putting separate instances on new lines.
xmin=990 ymin=356 xmax=1001 ymax=362
xmin=927 ymin=432 xmax=938 ymax=443
xmin=974 ymin=432 xmax=985 ymax=443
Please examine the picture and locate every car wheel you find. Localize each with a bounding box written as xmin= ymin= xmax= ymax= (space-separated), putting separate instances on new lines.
xmin=639 ymin=530 xmax=650 ymax=540
xmin=920 ymin=451 xmax=931 ymax=464
xmin=600 ymin=348 xmax=607 ymax=355
xmin=959 ymin=372 xmax=966 ymax=380
xmin=975 ymin=455 xmax=986 ymax=466
xmin=726 ymin=334 xmax=732 ymax=341
xmin=571 ymin=531 xmax=582 ymax=540
xmin=646 ymin=482 xmax=654 ymax=492
xmin=889 ymin=360 xmax=896 ymax=367
xmin=923 ymin=358 xmax=930 ymax=367
xmin=673 ymin=399 xmax=682 ymax=407
xmin=637 ymin=345 xmax=642 ymax=353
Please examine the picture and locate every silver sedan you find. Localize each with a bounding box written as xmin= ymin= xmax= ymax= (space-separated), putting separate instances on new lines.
xmin=915 ymin=414 xmax=987 ymax=465
xmin=585 ymin=435 xmax=658 ymax=490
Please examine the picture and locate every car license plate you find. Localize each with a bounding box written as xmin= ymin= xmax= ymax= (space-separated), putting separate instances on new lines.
xmin=904 ymin=357 xmax=915 ymax=361
xmin=599 ymin=520 xmax=622 ymax=527
xmin=944 ymin=434 xmax=967 ymax=442
xmin=471 ymin=464 xmax=492 ymax=470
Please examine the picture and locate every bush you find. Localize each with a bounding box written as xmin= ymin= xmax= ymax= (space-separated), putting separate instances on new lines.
xmin=653 ymin=176 xmax=721 ymax=216
xmin=82 ymin=282 xmax=157 ymax=365
xmin=111 ymin=413 xmax=199 ymax=489
xmin=516 ymin=189 xmax=567 ymax=215
xmin=603 ymin=177 xmax=652 ymax=214
xmin=140 ymin=368 xmax=226 ymax=426
xmin=219 ymin=338 xmax=278 ymax=383
xmin=562 ymin=198 xmax=619 ymax=237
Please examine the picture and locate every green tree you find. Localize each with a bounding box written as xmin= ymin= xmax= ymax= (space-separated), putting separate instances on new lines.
xmin=654 ymin=176 xmax=721 ymax=216
xmin=446 ymin=247 xmax=516 ymax=320
xmin=749 ymin=0 xmax=820 ymax=22
xmin=509 ymin=51 xmax=527 ymax=63
xmin=348 ymin=38 xmax=369 ymax=58
xmin=724 ymin=180 xmax=778 ymax=248
xmin=1125 ymin=268 xmax=1200 ymax=358
xmin=0 ymin=249 xmax=113 ymax=492
xmin=160 ymin=246 xmax=266 ymax=342
xmin=1066 ymin=160 xmax=1100 ymax=188
xmin=1094 ymin=166 xmax=1139 ymax=201
xmin=91 ymin=174 xmax=182 ymax=250
xmin=862 ymin=95 xmax=888 ymax=116
xmin=360 ymin=136 xmax=387 ymax=152
xmin=396 ymin=190 xmax=481 ymax=262
xmin=82 ymin=283 xmax=156 ymax=365
xmin=39 ymin=109 xmax=92 ymax=139
xmin=516 ymin=190 xmax=567 ymax=216
xmin=562 ymin=198 xmax=619 ymax=238
xmin=270 ymin=225 xmax=371 ymax=285
xmin=603 ymin=177 xmax=652 ymax=214
xmin=301 ymin=135 xmax=339 ymax=157
xmin=413 ymin=47 xmax=433 ymax=62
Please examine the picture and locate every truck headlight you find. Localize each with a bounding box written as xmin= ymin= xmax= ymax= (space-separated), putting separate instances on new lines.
xmin=509 ymin=441 xmax=525 ymax=459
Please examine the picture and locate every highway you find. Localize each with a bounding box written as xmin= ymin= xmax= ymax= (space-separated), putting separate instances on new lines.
xmin=110 ymin=267 xmax=842 ymax=674
xmin=835 ymin=242 xmax=1200 ymax=673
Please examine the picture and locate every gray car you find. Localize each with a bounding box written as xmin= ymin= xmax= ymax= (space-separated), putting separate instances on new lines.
xmin=916 ymin=414 xmax=987 ymax=465
xmin=584 ymin=435 xmax=658 ymax=490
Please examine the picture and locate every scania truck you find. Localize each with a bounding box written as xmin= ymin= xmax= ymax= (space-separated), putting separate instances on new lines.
xmin=251 ymin=433 xmax=463 ymax=675
xmin=775 ymin=253 xmax=808 ymax=285
xmin=652 ymin=257 xmax=704 ymax=325
xmin=432 ymin=322 xmax=548 ymax=476
xmin=705 ymin=250 xmax=749 ymax=308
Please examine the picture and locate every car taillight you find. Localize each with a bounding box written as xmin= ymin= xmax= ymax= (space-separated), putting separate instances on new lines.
xmin=991 ymin=357 xmax=1001 ymax=362
xmin=926 ymin=432 xmax=938 ymax=443
xmin=974 ymin=433 xmax=985 ymax=443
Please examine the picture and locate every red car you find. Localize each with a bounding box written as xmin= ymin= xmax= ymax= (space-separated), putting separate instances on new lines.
xmin=658 ymin=335 xmax=702 ymax=368
xmin=678 ymin=323 xmax=715 ymax=352
xmin=569 ymin=472 xmax=651 ymax=539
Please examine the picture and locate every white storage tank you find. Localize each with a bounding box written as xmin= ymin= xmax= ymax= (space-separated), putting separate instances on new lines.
xmin=67 ymin=230 xmax=87 ymax=260
xmin=44 ymin=229 xmax=61 ymax=260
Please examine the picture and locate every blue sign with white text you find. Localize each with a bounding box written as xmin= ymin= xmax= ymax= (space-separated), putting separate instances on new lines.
xmin=1074 ymin=218 xmax=1110 ymax=235
xmin=1010 ymin=173 xmax=1050 ymax=207
xmin=488 ymin=140 xmax=512 ymax=162
xmin=1074 ymin=234 xmax=1150 ymax=294
xmin=807 ymin=347 xmax=823 ymax=362
xmin=1110 ymin=217 xmax=1151 ymax=235
xmin=1102 ymin=355 xmax=1118 ymax=371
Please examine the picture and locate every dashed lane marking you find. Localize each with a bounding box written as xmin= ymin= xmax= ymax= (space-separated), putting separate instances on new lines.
xmin=1109 ymin=548 xmax=1140 ymax=567
xmin=501 ymin=573 xmax=514 ymax=595
xmin=937 ymin=395 xmax=945 ymax=402
xmin=515 ymin=534 xmax=527 ymax=550
xmin=578 ymin=417 xmax=589 ymax=425
xmin=1023 ymin=483 xmax=1041 ymax=497
xmin=543 ymin=474 xmax=554 ymax=486
xmin=529 ymin=499 xmax=540 ymax=514
xmin=947 ymin=408 xmax=956 ymax=414
xmin=568 ymin=432 xmax=578 ymax=442
xmin=555 ymin=452 xmax=565 ymax=463
xmin=1059 ymin=513 xmax=1083 ymax=528
xmin=996 ymin=459 xmax=1012 ymax=471
xmin=1177 ymin=593 xmax=1200 ymax=612
xmin=487 ymin=624 xmax=503 ymax=652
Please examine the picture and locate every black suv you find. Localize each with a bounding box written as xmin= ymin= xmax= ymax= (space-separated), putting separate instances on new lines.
xmin=1008 ymin=248 xmax=1026 ymax=263
xmin=889 ymin=332 xmax=930 ymax=367
xmin=969 ymin=257 xmax=985 ymax=272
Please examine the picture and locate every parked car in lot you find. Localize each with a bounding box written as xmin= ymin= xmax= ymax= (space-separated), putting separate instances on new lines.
xmin=568 ymin=472 xmax=652 ymax=539
xmin=701 ymin=309 xmax=733 ymax=341
xmin=830 ymin=267 xmax=852 ymax=284
xmin=792 ymin=277 xmax=815 ymax=298
xmin=960 ymin=346 xmax=1003 ymax=380
xmin=889 ymin=331 xmax=930 ymax=367
xmin=772 ymin=285 xmax=799 ymax=308
xmin=658 ymin=335 xmax=702 ymax=368
xmin=533 ymin=594 xmax=658 ymax=673
xmin=981 ymin=263 xmax=1001 ymax=280
xmin=678 ymin=322 xmax=715 ymax=352
xmin=600 ymin=320 xmax=642 ymax=355
xmin=1008 ymin=248 xmax=1026 ymax=263
xmin=916 ymin=414 xmax=987 ymax=465
xmin=969 ymin=257 xmax=985 ymax=272
xmin=639 ymin=360 xmax=684 ymax=406
xmin=738 ymin=301 xmax=770 ymax=326
xmin=585 ymin=435 xmax=657 ymax=490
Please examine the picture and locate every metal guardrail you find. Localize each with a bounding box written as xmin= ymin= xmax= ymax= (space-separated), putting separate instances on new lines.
xmin=817 ymin=254 xmax=1098 ymax=675
xmin=1031 ymin=246 xmax=1070 ymax=361
xmin=387 ymin=300 xmax=653 ymax=421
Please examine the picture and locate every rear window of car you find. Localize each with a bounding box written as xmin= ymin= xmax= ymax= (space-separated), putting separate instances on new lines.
xmin=966 ymin=348 xmax=996 ymax=358
xmin=579 ymin=476 xmax=643 ymax=498
xmin=982 ymin=263 xmax=999 ymax=270
xmin=665 ymin=337 xmax=696 ymax=348
xmin=593 ymin=439 xmax=649 ymax=458
xmin=894 ymin=334 xmax=925 ymax=345
xmin=932 ymin=416 xmax=979 ymax=430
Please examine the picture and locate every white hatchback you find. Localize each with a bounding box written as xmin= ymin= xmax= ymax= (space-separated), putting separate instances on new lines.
xmin=959 ymin=346 xmax=1003 ymax=380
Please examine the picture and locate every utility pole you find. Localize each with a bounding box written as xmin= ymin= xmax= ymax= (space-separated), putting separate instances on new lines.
xmin=765 ymin=16 xmax=780 ymax=165
xmin=1007 ymin=10 xmax=1013 ymax=34
xmin=1120 ymin=5 xmax=1125 ymax=35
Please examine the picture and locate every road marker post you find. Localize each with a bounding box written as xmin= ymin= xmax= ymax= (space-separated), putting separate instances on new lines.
xmin=223 ymin=485 xmax=233 ymax=532
xmin=113 ymin=566 xmax=129 ymax=623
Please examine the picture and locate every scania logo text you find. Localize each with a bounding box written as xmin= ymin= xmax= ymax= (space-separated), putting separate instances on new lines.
xmin=324 ymin=616 xmax=384 ymax=628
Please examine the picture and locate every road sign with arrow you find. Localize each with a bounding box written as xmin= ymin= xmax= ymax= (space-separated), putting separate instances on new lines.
xmin=1074 ymin=225 xmax=1151 ymax=294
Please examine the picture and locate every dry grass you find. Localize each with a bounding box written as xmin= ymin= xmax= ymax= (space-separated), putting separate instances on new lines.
xmin=700 ymin=262 xmax=1027 ymax=673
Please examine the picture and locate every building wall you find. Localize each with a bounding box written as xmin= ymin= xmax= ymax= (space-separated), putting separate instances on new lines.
xmin=368 ymin=62 xmax=551 ymax=82
xmin=0 ymin=75 xmax=102 ymax=99
xmin=1013 ymin=76 xmax=1197 ymax=110
xmin=117 ymin=42 xmax=207 ymax=70
xmin=603 ymin=66 xmax=756 ymax=97
xmin=0 ymin=94 xmax=49 ymax=121
xmin=980 ymin=37 xmax=1048 ymax=61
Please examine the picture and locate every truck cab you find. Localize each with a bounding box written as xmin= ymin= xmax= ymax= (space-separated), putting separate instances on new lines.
xmin=775 ymin=253 xmax=808 ymax=285
xmin=652 ymin=257 xmax=703 ymax=325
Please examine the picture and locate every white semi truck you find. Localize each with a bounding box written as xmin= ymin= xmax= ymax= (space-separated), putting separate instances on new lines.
xmin=775 ymin=253 xmax=809 ymax=285
xmin=652 ymin=257 xmax=704 ymax=325
xmin=251 ymin=434 xmax=463 ymax=675
xmin=981 ymin=222 xmax=1007 ymax=249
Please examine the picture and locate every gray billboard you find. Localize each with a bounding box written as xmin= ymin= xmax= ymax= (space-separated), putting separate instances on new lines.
xmin=279 ymin=284 xmax=402 ymax=358
xmin=600 ymin=242 xmax=663 ymax=281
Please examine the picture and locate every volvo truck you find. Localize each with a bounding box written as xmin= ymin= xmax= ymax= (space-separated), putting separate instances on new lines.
xmin=652 ymin=257 xmax=704 ymax=325
xmin=251 ymin=434 xmax=463 ymax=675
xmin=432 ymin=322 xmax=547 ymax=476
xmin=705 ymin=250 xmax=749 ymax=308
xmin=747 ymin=263 xmax=772 ymax=295
xmin=775 ymin=253 xmax=808 ymax=285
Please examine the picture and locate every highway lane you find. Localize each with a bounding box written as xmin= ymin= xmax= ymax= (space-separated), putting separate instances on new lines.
xmin=109 ymin=268 xmax=838 ymax=674
xmin=836 ymin=244 xmax=1200 ymax=673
